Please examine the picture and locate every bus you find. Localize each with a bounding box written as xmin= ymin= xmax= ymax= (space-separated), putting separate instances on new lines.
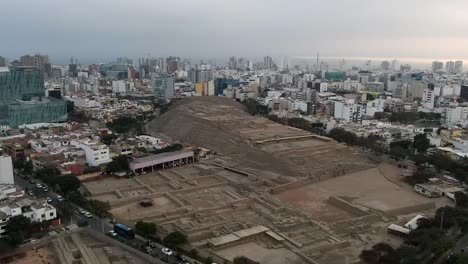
xmin=114 ymin=223 xmax=135 ymax=239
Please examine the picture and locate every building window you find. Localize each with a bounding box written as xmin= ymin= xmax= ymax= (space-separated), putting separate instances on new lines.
xmin=41 ymin=214 xmax=45 ymax=218
xmin=50 ymin=212 xmax=54 ymax=217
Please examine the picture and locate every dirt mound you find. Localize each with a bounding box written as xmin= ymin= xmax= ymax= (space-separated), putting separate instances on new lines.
xmin=146 ymin=97 xmax=297 ymax=176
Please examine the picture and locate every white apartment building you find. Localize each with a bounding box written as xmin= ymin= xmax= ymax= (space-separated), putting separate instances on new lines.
xmin=443 ymin=107 xmax=468 ymax=126
xmin=71 ymin=140 xmax=112 ymax=166
xmin=71 ymin=97 xmax=102 ymax=108
xmin=421 ymin=88 xmax=435 ymax=110
xmin=320 ymin=82 xmax=328 ymax=92
xmin=112 ymin=80 xmax=135 ymax=94
xmin=0 ymin=155 xmax=14 ymax=185
xmin=343 ymin=79 xmax=361 ymax=91
xmin=334 ymin=100 xmax=363 ymax=122
xmin=0 ymin=199 xmax=57 ymax=238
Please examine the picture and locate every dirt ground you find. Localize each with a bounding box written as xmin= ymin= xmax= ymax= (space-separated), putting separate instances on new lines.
xmin=83 ymin=177 xmax=142 ymax=194
xmin=110 ymin=195 xmax=180 ymax=220
xmin=275 ymin=164 xmax=441 ymax=217
xmin=4 ymin=247 xmax=56 ymax=264
xmin=214 ymin=241 xmax=304 ymax=264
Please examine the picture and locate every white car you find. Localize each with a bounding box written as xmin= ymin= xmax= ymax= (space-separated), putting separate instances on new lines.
xmin=78 ymin=208 xmax=86 ymax=214
xmin=84 ymin=212 xmax=92 ymax=218
xmin=45 ymin=197 xmax=53 ymax=203
xmin=161 ymin=248 xmax=173 ymax=256
xmin=56 ymin=195 xmax=64 ymax=201
xmin=107 ymin=230 xmax=117 ymax=237
xmin=36 ymin=183 xmax=42 ymax=188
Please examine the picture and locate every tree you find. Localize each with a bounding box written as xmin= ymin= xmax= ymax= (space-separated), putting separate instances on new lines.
xmin=359 ymin=243 xmax=400 ymax=264
xmin=234 ymin=256 xmax=249 ymax=264
xmin=455 ymin=192 xmax=468 ymax=208
xmin=55 ymin=175 xmax=81 ymax=194
xmin=88 ymin=199 xmax=111 ymax=218
xmin=406 ymin=167 xmax=434 ymax=185
xmin=107 ymin=116 xmax=139 ymax=134
xmin=106 ymin=155 xmax=130 ymax=173
xmin=36 ymin=166 xmax=62 ymax=185
xmin=150 ymin=144 xmax=184 ymax=155
xmin=204 ymin=257 xmax=213 ymax=264
xmin=160 ymin=104 xmax=170 ymax=114
xmin=328 ymin=128 xmax=357 ymax=145
xmin=135 ymin=221 xmax=157 ymax=238
xmin=242 ymin=98 xmax=260 ymax=116
xmin=101 ymin=134 xmax=117 ymax=145
xmin=163 ymin=231 xmax=187 ymax=248
xmin=389 ymin=145 xmax=411 ymax=160
xmin=413 ymin=134 xmax=431 ymax=152
xmin=4 ymin=216 xmax=34 ymax=247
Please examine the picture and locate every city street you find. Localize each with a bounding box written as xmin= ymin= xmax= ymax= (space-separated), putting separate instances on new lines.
xmin=13 ymin=173 xmax=198 ymax=264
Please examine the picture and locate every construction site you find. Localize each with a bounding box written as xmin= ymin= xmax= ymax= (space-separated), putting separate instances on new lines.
xmin=82 ymin=97 xmax=451 ymax=264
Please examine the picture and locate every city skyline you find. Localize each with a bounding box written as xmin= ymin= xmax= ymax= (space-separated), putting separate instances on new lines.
xmin=2 ymin=0 xmax=468 ymax=63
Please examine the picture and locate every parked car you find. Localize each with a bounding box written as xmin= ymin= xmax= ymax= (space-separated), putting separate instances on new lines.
xmin=28 ymin=191 xmax=35 ymax=196
xmin=36 ymin=183 xmax=42 ymax=188
xmin=56 ymin=195 xmax=64 ymax=201
xmin=176 ymin=254 xmax=187 ymax=262
xmin=107 ymin=230 xmax=117 ymax=237
xmin=78 ymin=208 xmax=86 ymax=214
xmin=77 ymin=219 xmax=88 ymax=227
xmin=162 ymin=248 xmax=173 ymax=256
xmin=45 ymin=197 xmax=53 ymax=203
xmin=84 ymin=212 xmax=92 ymax=218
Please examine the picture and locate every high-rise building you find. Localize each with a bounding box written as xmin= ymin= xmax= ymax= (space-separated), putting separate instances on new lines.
xmin=264 ymin=56 xmax=274 ymax=70
xmin=381 ymin=61 xmax=390 ymax=71
xmin=0 ymin=68 xmax=68 ymax=128
xmin=432 ymin=61 xmax=443 ymax=73
xmin=20 ymin=54 xmax=49 ymax=68
xmin=446 ymin=61 xmax=455 ymax=74
xmin=391 ymin=59 xmax=399 ymax=71
xmin=400 ymin=64 xmax=411 ymax=72
xmin=188 ymin=68 xmax=212 ymax=83
xmin=455 ymin=61 xmax=463 ymax=74
xmin=0 ymin=56 xmax=6 ymax=67
xmin=166 ymin=56 xmax=180 ymax=73
xmin=0 ymin=67 xmax=44 ymax=101
xmin=460 ymin=85 xmax=468 ymax=101
xmin=152 ymin=72 xmax=175 ymax=102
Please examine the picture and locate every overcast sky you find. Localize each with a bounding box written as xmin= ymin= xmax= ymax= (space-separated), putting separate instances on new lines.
xmin=2 ymin=0 xmax=468 ymax=63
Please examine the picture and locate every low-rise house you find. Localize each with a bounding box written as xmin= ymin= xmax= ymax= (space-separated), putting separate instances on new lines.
xmin=414 ymin=184 xmax=443 ymax=198
xmin=0 ymin=198 xmax=57 ymax=238
xmin=71 ymin=139 xmax=112 ymax=166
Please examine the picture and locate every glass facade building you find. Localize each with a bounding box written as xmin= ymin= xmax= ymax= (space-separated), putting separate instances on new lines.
xmin=0 ymin=68 xmax=44 ymax=101
xmin=0 ymin=68 xmax=68 ymax=128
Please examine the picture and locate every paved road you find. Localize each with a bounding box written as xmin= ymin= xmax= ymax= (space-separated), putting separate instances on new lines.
xmin=14 ymin=174 xmax=198 ymax=264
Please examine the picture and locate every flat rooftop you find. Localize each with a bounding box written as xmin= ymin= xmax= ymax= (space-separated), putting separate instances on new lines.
xmin=131 ymin=150 xmax=194 ymax=164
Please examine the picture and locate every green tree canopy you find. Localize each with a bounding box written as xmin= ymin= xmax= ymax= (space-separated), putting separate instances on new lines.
xmin=163 ymin=231 xmax=187 ymax=248
xmin=328 ymin=128 xmax=357 ymax=145
xmin=101 ymin=133 xmax=117 ymax=145
xmin=106 ymin=155 xmax=130 ymax=173
xmin=107 ymin=116 xmax=139 ymax=134
xmin=359 ymin=243 xmax=401 ymax=264
xmin=413 ymin=134 xmax=431 ymax=152
xmin=54 ymin=175 xmax=81 ymax=194
xmin=135 ymin=221 xmax=157 ymax=238
xmin=87 ymin=199 xmax=111 ymax=218
xmin=234 ymin=256 xmax=250 ymax=264
xmin=4 ymin=215 xmax=34 ymax=247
